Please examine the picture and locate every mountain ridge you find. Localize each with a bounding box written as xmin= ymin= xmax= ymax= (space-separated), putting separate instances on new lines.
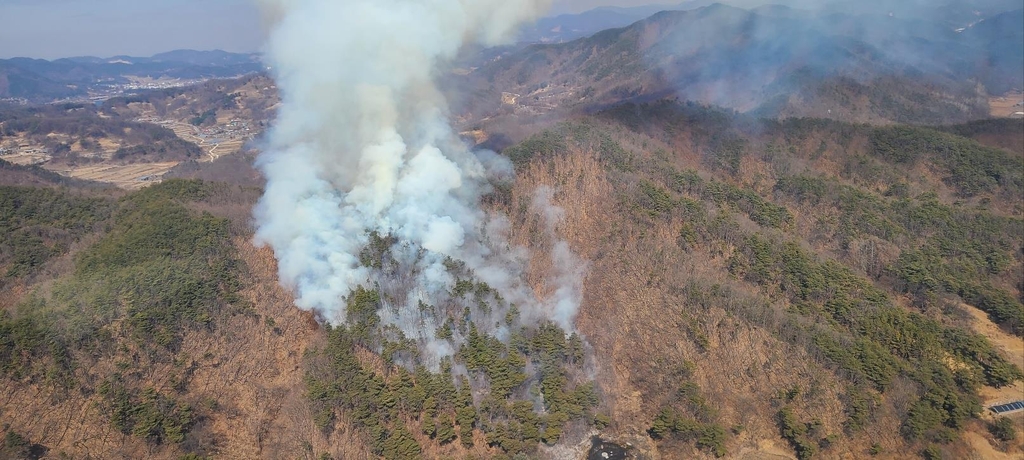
xmin=0 ymin=50 xmax=264 ymax=102
xmin=458 ymin=3 xmax=1016 ymax=126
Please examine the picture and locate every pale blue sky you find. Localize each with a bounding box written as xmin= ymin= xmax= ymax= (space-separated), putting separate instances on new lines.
xmin=0 ymin=0 xmax=668 ymax=59
xmin=0 ymin=0 xmax=265 ymax=59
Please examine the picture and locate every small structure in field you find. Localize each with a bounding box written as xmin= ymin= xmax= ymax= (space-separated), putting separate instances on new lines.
xmin=989 ymin=400 xmax=1024 ymax=415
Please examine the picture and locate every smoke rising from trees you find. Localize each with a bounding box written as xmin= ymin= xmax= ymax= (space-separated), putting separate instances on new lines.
xmin=253 ymin=0 xmax=585 ymax=365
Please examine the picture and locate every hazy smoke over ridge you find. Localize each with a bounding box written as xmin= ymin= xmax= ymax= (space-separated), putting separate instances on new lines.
xmin=254 ymin=0 xmax=583 ymax=364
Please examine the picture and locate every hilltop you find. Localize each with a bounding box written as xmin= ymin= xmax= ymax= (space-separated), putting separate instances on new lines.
xmin=456 ymin=3 xmax=1021 ymax=126
xmin=516 ymin=1 xmax=714 ymax=43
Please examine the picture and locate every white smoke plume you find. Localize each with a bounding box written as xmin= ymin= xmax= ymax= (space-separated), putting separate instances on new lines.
xmin=531 ymin=186 xmax=588 ymax=331
xmin=253 ymin=0 xmax=584 ymax=365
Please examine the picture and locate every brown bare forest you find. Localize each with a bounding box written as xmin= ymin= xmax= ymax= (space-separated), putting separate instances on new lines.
xmin=2 ymin=96 xmax=1022 ymax=459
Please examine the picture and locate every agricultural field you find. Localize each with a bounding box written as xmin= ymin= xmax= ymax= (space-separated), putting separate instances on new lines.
xmin=0 ymin=74 xmax=276 ymax=189
xmin=989 ymin=91 xmax=1024 ymax=118
xmin=43 ymin=162 xmax=180 ymax=189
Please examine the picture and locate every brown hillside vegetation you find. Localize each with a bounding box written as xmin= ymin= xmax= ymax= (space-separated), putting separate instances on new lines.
xmin=494 ymin=105 xmax=1023 ymax=459
xmin=0 ymin=179 xmax=374 ymax=458
xmin=1 ymin=3 xmax=1019 ymax=455
xmin=1 ymin=100 xmax=1023 ymax=460
xmin=507 ymin=150 xmax=855 ymax=458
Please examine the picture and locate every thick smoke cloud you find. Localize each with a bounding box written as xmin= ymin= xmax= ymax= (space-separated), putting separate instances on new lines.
xmin=254 ymin=0 xmax=584 ymax=365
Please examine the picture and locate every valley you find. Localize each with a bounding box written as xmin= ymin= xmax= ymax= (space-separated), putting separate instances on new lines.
xmin=0 ymin=2 xmax=1022 ymax=460
xmin=0 ymin=50 xmax=265 ymax=103
xmin=0 ymin=73 xmax=277 ymax=189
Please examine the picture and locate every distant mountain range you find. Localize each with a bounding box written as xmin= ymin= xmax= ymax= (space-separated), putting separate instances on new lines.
xmin=518 ymin=0 xmax=1023 ymax=44
xmin=466 ymin=3 xmax=1023 ymax=125
xmin=517 ymin=1 xmax=715 ymax=43
xmin=0 ymin=50 xmax=264 ymax=102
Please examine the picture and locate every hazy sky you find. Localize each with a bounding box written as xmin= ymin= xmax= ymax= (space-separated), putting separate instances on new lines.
xmin=0 ymin=0 xmax=675 ymax=59
xmin=553 ymin=0 xmax=674 ymax=12
xmin=0 ymin=0 xmax=265 ymax=59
